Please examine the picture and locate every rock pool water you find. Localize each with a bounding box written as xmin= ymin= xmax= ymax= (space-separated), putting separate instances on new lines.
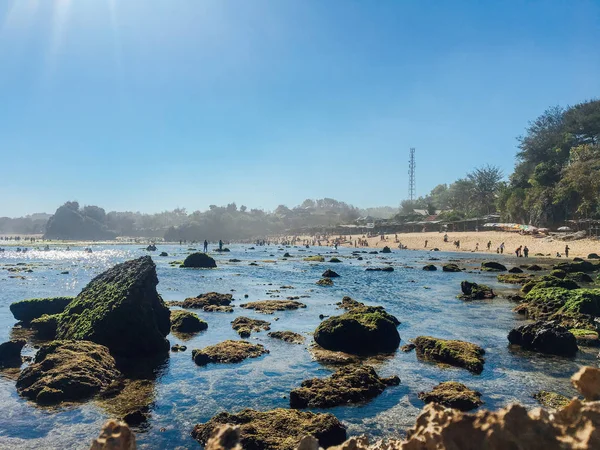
xmin=0 ymin=244 xmax=595 ymax=449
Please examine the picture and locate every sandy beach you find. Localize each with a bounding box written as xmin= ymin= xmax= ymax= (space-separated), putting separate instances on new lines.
xmin=296 ymin=231 xmax=600 ymax=259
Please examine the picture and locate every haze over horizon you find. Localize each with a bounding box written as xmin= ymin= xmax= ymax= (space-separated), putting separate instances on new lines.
xmin=1 ymin=0 xmax=599 ymax=217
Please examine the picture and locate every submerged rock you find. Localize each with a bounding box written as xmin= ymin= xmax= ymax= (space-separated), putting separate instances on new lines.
xmin=304 ymin=256 xmax=325 ymax=262
xmin=365 ymin=267 xmax=394 ymax=272
xmin=422 ymin=264 xmax=437 ymax=271
xmin=316 ymin=278 xmax=334 ymax=286
xmin=192 ymin=340 xmax=269 ymax=365
xmin=0 ymin=339 xmax=25 ymax=368
xmin=16 ymin=340 xmax=122 ymax=405
xmin=289 ymin=365 xmax=399 ymax=409
xmin=481 ymin=261 xmax=507 ymax=272
xmin=90 ymin=419 xmax=136 ymax=450
xmin=182 ymin=292 xmax=233 ymax=309
xmin=170 ymin=310 xmax=207 ymax=333
xmin=459 ymin=281 xmax=496 ymax=300
xmin=533 ymin=390 xmax=571 ymax=409
xmin=508 ymin=266 xmax=523 ymax=273
xmin=10 ymin=297 xmax=73 ymax=323
xmin=240 ymin=300 xmax=306 ymax=314
xmin=497 ymin=273 xmax=534 ymax=285
xmin=418 ymin=381 xmax=483 ymax=411
xmin=336 ymin=296 xmax=363 ymax=310
xmin=181 ymin=253 xmax=217 ymax=268
xmin=231 ymin=317 xmax=271 ymax=337
xmin=55 ymin=256 xmax=171 ymax=356
xmin=321 ymin=269 xmax=340 ymax=278
xmin=442 ymin=263 xmax=461 ymax=272
xmin=268 ymin=331 xmax=305 ymax=344
xmin=309 ymin=346 xmax=361 ymax=365
xmin=192 ymin=408 xmax=346 ymax=450
xmin=414 ymin=336 xmax=485 ymax=374
xmin=314 ymin=306 xmax=400 ymax=355
xmin=508 ymin=320 xmax=578 ymax=356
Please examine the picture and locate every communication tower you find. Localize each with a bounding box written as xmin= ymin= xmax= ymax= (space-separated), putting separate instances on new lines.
xmin=408 ymin=148 xmax=416 ymax=201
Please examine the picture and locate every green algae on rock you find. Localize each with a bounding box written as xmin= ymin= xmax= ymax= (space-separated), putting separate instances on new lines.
xmin=522 ymin=276 xmax=579 ymax=294
xmin=191 ymin=408 xmax=346 ymax=450
xmin=442 ymin=263 xmax=461 ymax=272
xmin=414 ymin=336 xmax=485 ymax=374
xmin=459 ymin=281 xmax=495 ymax=300
xmin=314 ymin=306 xmax=400 ymax=355
xmin=180 ymin=252 xmax=217 ymax=268
xmin=481 ymin=261 xmax=507 ymax=272
xmin=30 ymin=314 xmax=60 ymax=339
xmin=418 ymin=381 xmax=483 ymax=411
xmin=182 ymin=292 xmax=233 ymax=309
xmin=10 ymin=297 xmax=73 ymax=323
xmin=533 ymin=390 xmax=571 ymax=409
xmin=231 ymin=317 xmax=271 ymax=337
xmin=16 ymin=340 xmax=122 ymax=405
xmin=497 ymin=273 xmax=535 ymax=285
xmin=268 ymin=331 xmax=305 ymax=344
xmin=316 ymin=277 xmax=334 ymax=286
xmin=170 ymin=310 xmax=207 ymax=333
xmin=239 ymin=300 xmax=306 ymax=314
xmin=289 ymin=365 xmax=399 ymax=409
xmin=55 ymin=256 xmax=171 ymax=356
xmin=192 ymin=340 xmax=269 ymax=365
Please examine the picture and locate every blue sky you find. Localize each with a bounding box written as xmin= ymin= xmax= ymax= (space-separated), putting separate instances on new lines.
xmin=1 ymin=0 xmax=599 ymax=217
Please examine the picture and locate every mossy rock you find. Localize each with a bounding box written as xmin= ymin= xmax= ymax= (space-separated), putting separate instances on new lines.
xmin=55 ymin=256 xmax=171 ymax=356
xmin=528 ymin=264 xmax=544 ymax=271
xmin=268 ymin=331 xmax=305 ymax=344
xmin=317 ymin=278 xmax=334 ymax=286
xmin=423 ymin=264 xmax=437 ymax=271
xmin=459 ymin=281 xmax=495 ymax=300
xmin=191 ymin=340 xmax=268 ymax=365
xmin=522 ymin=276 xmax=579 ymax=294
xmin=304 ymin=256 xmax=325 ymax=262
xmin=329 ymin=258 xmax=342 ymax=263
xmin=508 ymin=267 xmax=523 ymax=273
xmin=181 ymin=253 xmax=217 ymax=268
xmin=533 ymin=390 xmax=571 ymax=409
xmin=381 ymin=246 xmax=392 ymax=254
xmin=231 ymin=317 xmax=271 ymax=337
xmin=414 ymin=336 xmax=485 ymax=374
xmin=182 ymin=292 xmax=233 ymax=309
xmin=314 ymin=306 xmax=400 ymax=355
xmin=560 ymin=289 xmax=600 ymax=316
xmin=289 ymin=365 xmax=399 ymax=409
xmin=191 ymin=408 xmax=347 ymax=450
xmin=16 ymin=340 xmax=122 ymax=405
xmin=30 ymin=314 xmax=60 ymax=339
xmin=442 ymin=264 xmax=461 ymax=272
xmin=418 ymin=381 xmax=483 ymax=411
xmin=569 ymin=328 xmax=600 ymax=347
xmin=481 ymin=261 xmax=507 ymax=272
xmin=0 ymin=339 xmax=25 ymax=368
xmin=508 ymin=320 xmax=578 ymax=356
xmin=240 ymin=300 xmax=306 ymax=314
xmin=588 ymin=253 xmax=600 ymax=260
xmin=170 ymin=310 xmax=207 ymax=333
xmin=10 ymin=297 xmax=73 ymax=323
xmin=550 ymin=270 xmax=567 ymax=279
xmin=497 ymin=274 xmax=534 ymax=285
xmin=322 ymin=269 xmax=340 ymax=278
xmin=553 ymin=261 xmax=597 ymax=273
xmin=336 ymin=296 xmax=363 ymax=310
xmin=568 ymin=272 xmax=594 ymax=283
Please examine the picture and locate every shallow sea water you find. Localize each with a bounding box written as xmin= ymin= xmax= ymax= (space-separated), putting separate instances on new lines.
xmin=0 ymin=244 xmax=596 ymax=449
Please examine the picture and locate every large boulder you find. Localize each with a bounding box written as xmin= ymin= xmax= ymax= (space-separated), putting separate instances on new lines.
xmin=414 ymin=336 xmax=485 ymax=374
xmin=481 ymin=261 xmax=507 ymax=272
xmin=191 ymin=408 xmax=346 ymax=450
xmin=314 ymin=306 xmax=400 ymax=355
xmin=170 ymin=310 xmax=207 ymax=333
xmin=508 ymin=320 xmax=578 ymax=356
xmin=0 ymin=339 xmax=25 ymax=368
xmin=459 ymin=281 xmax=495 ymax=300
xmin=181 ymin=253 xmax=217 ymax=268
xmin=289 ymin=365 xmax=399 ymax=409
xmin=10 ymin=297 xmax=73 ymax=323
xmin=418 ymin=381 xmax=483 ymax=411
xmin=192 ymin=340 xmax=268 ymax=366
xmin=16 ymin=340 xmax=122 ymax=405
xmin=55 ymin=256 xmax=171 ymax=356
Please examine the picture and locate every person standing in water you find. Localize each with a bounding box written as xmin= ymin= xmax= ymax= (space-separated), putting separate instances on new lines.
xmin=523 ymin=246 xmax=529 ymax=257
xmin=218 ymin=240 xmax=223 ymax=251
xmin=203 ymin=240 xmax=208 ymax=252
xmin=565 ymin=245 xmax=570 ymax=258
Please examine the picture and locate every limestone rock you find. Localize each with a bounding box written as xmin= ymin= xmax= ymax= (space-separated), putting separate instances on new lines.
xmin=414 ymin=336 xmax=485 ymax=374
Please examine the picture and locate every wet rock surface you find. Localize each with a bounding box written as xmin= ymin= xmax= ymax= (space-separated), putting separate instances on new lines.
xmin=170 ymin=310 xmax=207 ymax=333
xmin=192 ymin=340 xmax=269 ymax=366
xmin=533 ymin=390 xmax=571 ymax=409
xmin=418 ymin=381 xmax=483 ymax=411
xmin=289 ymin=365 xmax=399 ymax=409
xmin=55 ymin=256 xmax=171 ymax=356
xmin=90 ymin=419 xmax=136 ymax=450
xmin=0 ymin=339 xmax=25 ymax=368
xmin=192 ymin=408 xmax=347 ymax=450
xmin=316 ymin=278 xmax=334 ymax=286
xmin=414 ymin=336 xmax=485 ymax=374
xmin=182 ymin=292 xmax=233 ymax=309
xmin=239 ymin=300 xmax=306 ymax=314
xmin=480 ymin=261 xmax=507 ymax=272
xmin=508 ymin=320 xmax=578 ymax=356
xmin=321 ymin=269 xmax=340 ymax=278
xmin=442 ymin=263 xmax=461 ymax=272
xmin=10 ymin=297 xmax=73 ymax=323
xmin=459 ymin=281 xmax=495 ymax=300
xmin=268 ymin=331 xmax=304 ymax=344
xmin=181 ymin=252 xmax=217 ymax=268
xmin=231 ymin=317 xmax=271 ymax=337
xmin=16 ymin=340 xmax=122 ymax=405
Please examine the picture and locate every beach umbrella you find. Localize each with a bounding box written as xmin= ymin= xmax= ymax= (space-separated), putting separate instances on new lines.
xmin=557 ymin=226 xmax=572 ymax=232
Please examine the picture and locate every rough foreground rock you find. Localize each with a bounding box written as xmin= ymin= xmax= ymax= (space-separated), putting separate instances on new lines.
xmin=170 ymin=310 xmax=207 ymax=333
xmin=192 ymin=340 xmax=269 ymax=365
xmin=10 ymin=296 xmax=73 ymax=323
xmin=90 ymin=420 xmax=136 ymax=450
xmin=239 ymin=300 xmax=306 ymax=314
xmin=290 ymin=365 xmax=399 ymax=409
xmin=314 ymin=305 xmax=400 ymax=355
xmin=17 ymin=340 xmax=121 ymax=405
xmin=507 ymin=320 xmax=578 ymax=356
xmin=192 ymin=408 xmax=347 ymax=450
xmin=56 ymin=256 xmax=171 ymax=356
xmin=418 ymin=381 xmax=483 ymax=411
xmin=414 ymin=336 xmax=485 ymax=374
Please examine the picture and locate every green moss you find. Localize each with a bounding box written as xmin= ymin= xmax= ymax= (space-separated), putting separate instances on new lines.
xmin=418 ymin=381 xmax=483 ymax=411
xmin=560 ymin=289 xmax=600 ymax=316
xmin=497 ymin=274 xmax=534 ymax=285
xmin=414 ymin=336 xmax=485 ymax=374
xmin=522 ymin=276 xmax=579 ymax=294
xmin=170 ymin=310 xmax=207 ymax=333
xmin=9 ymin=297 xmax=73 ymax=323
xmin=569 ymin=328 xmax=598 ymax=337
xmin=533 ymin=390 xmax=570 ymax=409
xmin=316 ymin=278 xmax=334 ymax=286
xmin=30 ymin=314 xmax=60 ymax=339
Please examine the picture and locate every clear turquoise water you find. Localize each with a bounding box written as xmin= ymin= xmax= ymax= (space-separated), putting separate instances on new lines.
xmin=0 ymin=245 xmax=594 ymax=449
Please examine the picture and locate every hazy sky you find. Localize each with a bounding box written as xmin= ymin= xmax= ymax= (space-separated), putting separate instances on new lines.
xmin=1 ymin=0 xmax=599 ymax=217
